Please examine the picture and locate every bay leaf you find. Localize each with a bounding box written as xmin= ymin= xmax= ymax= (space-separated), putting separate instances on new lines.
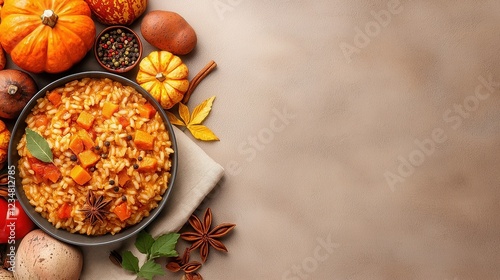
xmin=25 ymin=128 xmax=53 ymax=163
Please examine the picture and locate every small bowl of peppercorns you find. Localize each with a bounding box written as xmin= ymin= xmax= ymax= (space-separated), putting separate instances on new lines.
xmin=94 ymin=26 xmax=143 ymax=73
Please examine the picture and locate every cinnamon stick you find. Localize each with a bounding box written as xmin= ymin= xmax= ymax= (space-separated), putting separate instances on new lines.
xmin=182 ymin=60 xmax=217 ymax=104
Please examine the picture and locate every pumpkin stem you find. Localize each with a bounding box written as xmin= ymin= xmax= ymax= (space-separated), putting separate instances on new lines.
xmin=155 ymin=73 xmax=166 ymax=82
xmin=7 ymin=85 xmax=18 ymax=95
xmin=41 ymin=10 xmax=58 ymax=28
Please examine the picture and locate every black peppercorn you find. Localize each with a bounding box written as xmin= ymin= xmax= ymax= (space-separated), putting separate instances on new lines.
xmin=90 ymin=167 xmax=96 ymax=172
xmin=70 ymin=155 xmax=77 ymax=161
xmin=122 ymin=195 xmax=127 ymax=202
xmin=95 ymin=145 xmax=100 ymax=150
xmin=133 ymin=163 xmax=139 ymax=169
xmin=104 ymin=141 xmax=110 ymax=147
xmin=138 ymin=156 xmax=143 ymax=161
xmin=114 ymin=187 xmax=119 ymax=192
xmin=101 ymin=154 xmax=108 ymax=159
xmin=96 ymin=28 xmax=141 ymax=71
xmin=109 ymin=179 xmax=115 ymax=185
xmin=127 ymin=135 xmax=133 ymax=140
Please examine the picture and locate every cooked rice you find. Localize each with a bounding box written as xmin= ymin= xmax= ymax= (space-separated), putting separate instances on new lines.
xmin=17 ymin=77 xmax=174 ymax=236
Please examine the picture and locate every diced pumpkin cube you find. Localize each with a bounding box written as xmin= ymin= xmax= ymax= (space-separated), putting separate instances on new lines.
xmin=88 ymin=127 xmax=98 ymax=141
xmin=77 ymin=130 xmax=94 ymax=149
xmin=76 ymin=111 xmax=95 ymax=130
xmin=47 ymin=91 xmax=62 ymax=107
xmin=117 ymin=169 xmax=130 ymax=187
xmin=137 ymin=103 xmax=156 ymax=119
xmin=113 ymin=202 xmax=131 ymax=221
xmin=78 ymin=150 xmax=100 ymax=168
xmin=118 ymin=116 xmax=130 ymax=127
xmin=102 ymin=102 xmax=119 ymax=118
xmin=138 ymin=157 xmax=158 ymax=172
xmin=70 ymin=165 xmax=92 ymax=185
xmin=69 ymin=134 xmax=84 ymax=154
xmin=34 ymin=114 xmax=49 ymax=127
xmin=134 ymin=130 xmax=154 ymax=150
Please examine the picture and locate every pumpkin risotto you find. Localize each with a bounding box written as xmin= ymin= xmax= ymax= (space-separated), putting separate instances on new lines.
xmin=16 ymin=77 xmax=174 ymax=236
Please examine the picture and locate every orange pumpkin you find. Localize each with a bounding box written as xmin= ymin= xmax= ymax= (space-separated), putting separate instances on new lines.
xmin=136 ymin=51 xmax=189 ymax=109
xmin=0 ymin=119 xmax=10 ymax=170
xmin=84 ymin=0 xmax=147 ymax=26
xmin=0 ymin=0 xmax=96 ymax=73
xmin=0 ymin=45 xmax=5 ymax=70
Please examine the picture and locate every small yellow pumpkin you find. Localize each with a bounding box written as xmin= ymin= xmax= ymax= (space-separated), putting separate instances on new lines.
xmin=0 ymin=119 xmax=10 ymax=170
xmin=136 ymin=51 xmax=189 ymax=109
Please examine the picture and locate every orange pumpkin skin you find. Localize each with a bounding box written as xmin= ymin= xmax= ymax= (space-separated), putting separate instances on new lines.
xmin=0 ymin=119 xmax=10 ymax=170
xmin=85 ymin=0 xmax=147 ymax=26
xmin=136 ymin=51 xmax=189 ymax=109
xmin=0 ymin=0 xmax=96 ymax=73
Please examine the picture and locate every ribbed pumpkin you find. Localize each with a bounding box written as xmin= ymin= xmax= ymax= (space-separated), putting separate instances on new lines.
xmin=0 ymin=119 xmax=10 ymax=170
xmin=85 ymin=0 xmax=147 ymax=26
xmin=0 ymin=0 xmax=96 ymax=73
xmin=136 ymin=51 xmax=189 ymax=109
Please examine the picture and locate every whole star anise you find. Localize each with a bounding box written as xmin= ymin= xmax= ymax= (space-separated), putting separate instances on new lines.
xmin=180 ymin=208 xmax=236 ymax=263
xmin=166 ymin=247 xmax=203 ymax=279
xmin=79 ymin=191 xmax=111 ymax=225
xmin=184 ymin=272 xmax=203 ymax=280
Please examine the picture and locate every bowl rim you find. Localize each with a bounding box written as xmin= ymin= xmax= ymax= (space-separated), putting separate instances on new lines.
xmin=7 ymin=71 xmax=177 ymax=246
xmin=94 ymin=25 xmax=143 ymax=74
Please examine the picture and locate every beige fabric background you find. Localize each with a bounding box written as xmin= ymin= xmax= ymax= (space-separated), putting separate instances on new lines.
xmin=17 ymin=0 xmax=500 ymax=279
xmin=171 ymin=1 xmax=500 ymax=279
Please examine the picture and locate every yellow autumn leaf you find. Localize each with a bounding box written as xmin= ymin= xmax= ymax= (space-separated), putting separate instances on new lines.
xmin=190 ymin=96 xmax=216 ymax=125
xmin=178 ymin=102 xmax=190 ymax=124
xmin=187 ymin=124 xmax=220 ymax=141
xmin=166 ymin=111 xmax=185 ymax=126
xmin=167 ymin=97 xmax=219 ymax=141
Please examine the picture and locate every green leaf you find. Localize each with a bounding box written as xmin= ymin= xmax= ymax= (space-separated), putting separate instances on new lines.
xmin=135 ymin=231 xmax=155 ymax=255
xmin=25 ymin=128 xmax=53 ymax=163
xmin=137 ymin=260 xmax=165 ymax=280
xmin=149 ymin=233 xmax=180 ymax=259
xmin=121 ymin=251 xmax=139 ymax=273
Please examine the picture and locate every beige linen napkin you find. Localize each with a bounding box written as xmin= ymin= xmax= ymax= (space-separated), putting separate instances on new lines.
xmin=80 ymin=126 xmax=224 ymax=279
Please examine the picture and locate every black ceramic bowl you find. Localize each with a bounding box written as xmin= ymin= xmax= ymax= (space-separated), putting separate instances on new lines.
xmin=8 ymin=71 xmax=177 ymax=246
